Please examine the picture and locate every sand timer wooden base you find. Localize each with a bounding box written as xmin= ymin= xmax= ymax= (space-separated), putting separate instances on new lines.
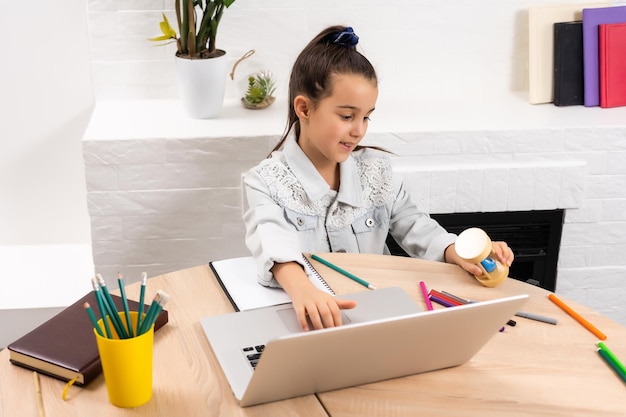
xmin=454 ymin=227 xmax=508 ymax=287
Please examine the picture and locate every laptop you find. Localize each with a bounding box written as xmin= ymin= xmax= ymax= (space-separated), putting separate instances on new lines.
xmin=200 ymin=286 xmax=528 ymax=407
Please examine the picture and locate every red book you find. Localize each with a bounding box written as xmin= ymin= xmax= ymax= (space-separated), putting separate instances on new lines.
xmin=599 ymin=22 xmax=626 ymax=108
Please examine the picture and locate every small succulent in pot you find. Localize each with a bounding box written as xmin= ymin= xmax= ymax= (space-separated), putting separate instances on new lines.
xmin=241 ymin=71 xmax=277 ymax=109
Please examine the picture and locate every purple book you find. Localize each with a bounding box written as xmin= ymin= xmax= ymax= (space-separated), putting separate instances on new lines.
xmin=582 ymin=5 xmax=626 ymax=107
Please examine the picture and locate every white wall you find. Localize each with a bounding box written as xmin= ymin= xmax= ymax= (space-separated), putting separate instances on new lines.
xmin=0 ymin=1 xmax=95 ymax=347
xmin=0 ymin=1 xmax=93 ymax=245
xmin=89 ymin=0 xmax=534 ymax=101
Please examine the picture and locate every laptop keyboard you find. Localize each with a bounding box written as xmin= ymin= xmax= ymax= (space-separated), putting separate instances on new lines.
xmin=242 ymin=345 xmax=265 ymax=370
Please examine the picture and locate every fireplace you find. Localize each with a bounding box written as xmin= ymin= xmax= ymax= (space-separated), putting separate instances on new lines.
xmin=386 ymin=209 xmax=565 ymax=292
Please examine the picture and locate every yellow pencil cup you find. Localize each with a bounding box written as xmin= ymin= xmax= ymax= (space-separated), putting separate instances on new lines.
xmin=95 ymin=311 xmax=154 ymax=408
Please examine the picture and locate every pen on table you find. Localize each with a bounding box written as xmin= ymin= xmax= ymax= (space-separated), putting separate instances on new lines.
xmin=548 ymin=293 xmax=606 ymax=340
xmin=310 ymin=254 xmax=377 ymax=290
xmin=515 ymin=310 xmax=557 ymax=325
xmin=419 ymin=281 xmax=434 ymax=311
xmin=597 ymin=341 xmax=626 ymax=377
xmin=33 ymin=371 xmax=45 ymax=417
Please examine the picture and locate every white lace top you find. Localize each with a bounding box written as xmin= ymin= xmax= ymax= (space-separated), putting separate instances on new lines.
xmin=243 ymin=133 xmax=456 ymax=287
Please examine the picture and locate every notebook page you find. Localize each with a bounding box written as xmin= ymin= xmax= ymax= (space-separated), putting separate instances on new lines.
xmin=210 ymin=255 xmax=333 ymax=311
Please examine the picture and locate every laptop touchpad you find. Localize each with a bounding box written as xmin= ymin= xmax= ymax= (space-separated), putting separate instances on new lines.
xmin=277 ymin=308 xmax=352 ymax=333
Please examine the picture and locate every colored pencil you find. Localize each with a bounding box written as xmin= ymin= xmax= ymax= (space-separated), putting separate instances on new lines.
xmin=136 ymin=272 xmax=147 ymax=335
xmin=437 ymin=289 xmax=514 ymax=326
xmin=548 ymin=293 xmax=606 ymax=340
xmin=33 ymin=371 xmax=45 ymax=417
xmin=441 ymin=290 xmax=472 ymax=305
xmin=429 ymin=289 xmax=464 ymax=306
xmin=91 ymin=277 xmax=112 ymax=338
xmin=597 ymin=348 xmax=626 ymax=384
xmin=118 ymin=273 xmax=133 ymax=337
xmin=597 ymin=342 xmax=626 ymax=377
xmin=96 ymin=274 xmax=128 ymax=339
xmin=138 ymin=291 xmax=170 ymax=335
xmin=311 ymin=254 xmax=377 ymax=290
xmin=429 ymin=293 xmax=455 ymax=308
xmin=419 ymin=281 xmax=434 ymax=311
xmin=83 ymin=302 xmax=104 ymax=337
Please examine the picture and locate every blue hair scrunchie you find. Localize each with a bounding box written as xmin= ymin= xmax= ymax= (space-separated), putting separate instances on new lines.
xmin=332 ymin=27 xmax=359 ymax=48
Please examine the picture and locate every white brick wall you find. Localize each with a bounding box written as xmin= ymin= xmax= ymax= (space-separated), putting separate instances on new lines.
xmin=84 ymin=99 xmax=626 ymax=325
xmin=84 ymin=0 xmax=626 ymax=325
xmin=87 ymin=0 xmax=617 ymax=101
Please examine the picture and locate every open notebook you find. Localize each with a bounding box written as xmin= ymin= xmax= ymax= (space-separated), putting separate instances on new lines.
xmin=209 ymin=255 xmax=333 ymax=311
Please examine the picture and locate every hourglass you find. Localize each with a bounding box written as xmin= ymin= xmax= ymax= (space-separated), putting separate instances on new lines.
xmin=454 ymin=227 xmax=508 ymax=287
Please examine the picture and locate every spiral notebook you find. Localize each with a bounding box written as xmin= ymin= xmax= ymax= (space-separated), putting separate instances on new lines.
xmin=209 ymin=255 xmax=334 ymax=311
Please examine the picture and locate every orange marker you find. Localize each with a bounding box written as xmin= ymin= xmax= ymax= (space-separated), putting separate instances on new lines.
xmin=548 ymin=293 xmax=606 ymax=340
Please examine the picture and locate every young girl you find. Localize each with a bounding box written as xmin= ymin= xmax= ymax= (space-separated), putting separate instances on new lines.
xmin=243 ymin=25 xmax=514 ymax=331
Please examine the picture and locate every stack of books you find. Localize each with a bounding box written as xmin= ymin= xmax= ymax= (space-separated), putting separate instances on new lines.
xmin=529 ymin=3 xmax=626 ymax=108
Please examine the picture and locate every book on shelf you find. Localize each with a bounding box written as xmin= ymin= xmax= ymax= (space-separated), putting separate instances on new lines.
xmin=582 ymin=5 xmax=626 ymax=107
xmin=528 ymin=2 xmax=609 ymax=105
xmin=599 ymin=22 xmax=626 ymax=108
xmin=209 ymin=255 xmax=334 ymax=312
xmin=7 ymin=292 xmax=169 ymax=386
xmin=553 ymin=21 xmax=584 ymax=106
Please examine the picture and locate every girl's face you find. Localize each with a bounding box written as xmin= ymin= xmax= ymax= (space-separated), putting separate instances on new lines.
xmin=297 ymin=73 xmax=378 ymax=169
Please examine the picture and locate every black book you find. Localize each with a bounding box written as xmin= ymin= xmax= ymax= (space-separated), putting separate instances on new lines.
xmin=553 ymin=21 xmax=584 ymax=106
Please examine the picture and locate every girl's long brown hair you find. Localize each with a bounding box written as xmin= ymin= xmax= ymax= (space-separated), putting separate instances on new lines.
xmin=269 ymin=25 xmax=379 ymax=157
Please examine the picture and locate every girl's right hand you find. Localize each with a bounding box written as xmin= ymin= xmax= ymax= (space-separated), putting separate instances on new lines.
xmin=290 ymin=284 xmax=357 ymax=331
xmin=272 ymin=261 xmax=357 ymax=331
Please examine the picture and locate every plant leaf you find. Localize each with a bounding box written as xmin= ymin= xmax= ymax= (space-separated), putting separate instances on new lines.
xmin=161 ymin=13 xmax=177 ymax=37
xmin=149 ymin=35 xmax=174 ymax=42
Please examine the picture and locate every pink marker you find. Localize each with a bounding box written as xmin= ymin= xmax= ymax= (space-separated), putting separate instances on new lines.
xmin=419 ymin=281 xmax=434 ymax=311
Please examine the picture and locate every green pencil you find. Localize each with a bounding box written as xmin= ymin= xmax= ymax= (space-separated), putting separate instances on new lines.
xmin=311 ymin=254 xmax=377 ymax=290
xmin=84 ymin=302 xmax=104 ymax=337
xmin=118 ymin=273 xmax=133 ymax=337
xmin=597 ymin=341 xmax=626 ymax=378
xmin=91 ymin=277 xmax=112 ymax=338
xmin=136 ymin=272 xmax=147 ymax=335
xmin=138 ymin=291 xmax=170 ymax=335
xmin=96 ymin=273 xmax=128 ymax=339
xmin=597 ymin=348 xmax=626 ymax=383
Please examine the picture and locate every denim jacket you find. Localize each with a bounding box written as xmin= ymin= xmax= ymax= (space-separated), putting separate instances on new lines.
xmin=243 ymin=133 xmax=456 ymax=287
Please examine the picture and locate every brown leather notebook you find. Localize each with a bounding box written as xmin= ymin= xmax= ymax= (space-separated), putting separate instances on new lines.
xmin=7 ymin=291 xmax=168 ymax=386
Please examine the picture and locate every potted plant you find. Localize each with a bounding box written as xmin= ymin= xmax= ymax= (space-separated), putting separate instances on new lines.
xmin=151 ymin=0 xmax=236 ymax=118
xmin=241 ymin=71 xmax=277 ymax=110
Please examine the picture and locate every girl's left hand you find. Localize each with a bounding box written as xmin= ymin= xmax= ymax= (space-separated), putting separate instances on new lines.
xmin=445 ymin=241 xmax=514 ymax=277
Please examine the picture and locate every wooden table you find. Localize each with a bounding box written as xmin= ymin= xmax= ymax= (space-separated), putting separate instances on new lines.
xmin=0 ymin=264 xmax=326 ymax=417
xmin=1 ymin=253 xmax=625 ymax=416
xmin=311 ymin=253 xmax=626 ymax=417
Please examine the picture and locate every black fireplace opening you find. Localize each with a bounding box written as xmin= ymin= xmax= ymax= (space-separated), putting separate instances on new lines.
xmin=386 ymin=209 xmax=565 ymax=292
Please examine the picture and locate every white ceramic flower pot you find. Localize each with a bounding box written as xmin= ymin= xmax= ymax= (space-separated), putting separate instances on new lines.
xmin=175 ymin=51 xmax=228 ymax=119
